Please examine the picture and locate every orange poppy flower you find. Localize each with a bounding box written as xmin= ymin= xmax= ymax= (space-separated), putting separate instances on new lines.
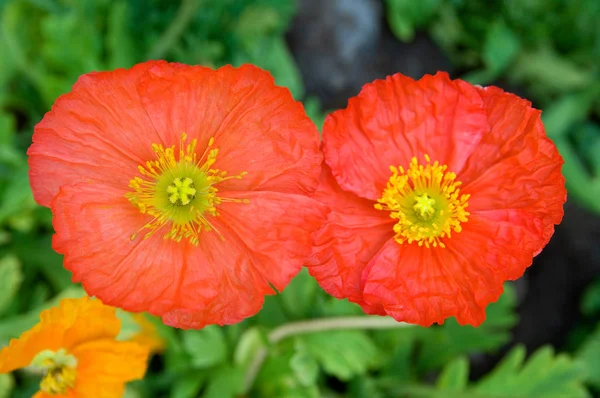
xmin=123 ymin=313 xmax=165 ymax=355
xmin=307 ymin=72 xmax=566 ymax=326
xmin=28 ymin=61 xmax=326 ymax=329
xmin=0 ymin=297 xmax=149 ymax=397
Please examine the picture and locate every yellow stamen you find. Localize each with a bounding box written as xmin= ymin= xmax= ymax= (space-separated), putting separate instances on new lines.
xmin=126 ymin=133 xmax=248 ymax=245
xmin=374 ymin=154 xmax=470 ymax=248
xmin=31 ymin=348 xmax=77 ymax=395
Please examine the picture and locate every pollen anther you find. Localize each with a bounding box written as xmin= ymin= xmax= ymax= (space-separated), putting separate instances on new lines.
xmin=375 ymin=155 xmax=469 ymax=248
xmin=126 ymin=133 xmax=248 ymax=245
xmin=31 ymin=348 xmax=78 ymax=395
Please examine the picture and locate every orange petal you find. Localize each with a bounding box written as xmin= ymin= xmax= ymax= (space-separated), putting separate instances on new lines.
xmin=306 ymin=165 xmax=392 ymax=310
xmin=162 ymin=190 xmax=329 ymax=329
xmin=460 ymin=86 xmax=566 ymax=248
xmin=323 ymin=72 xmax=487 ymax=201
xmin=0 ymin=297 xmax=119 ymax=373
xmin=51 ymin=182 xmax=192 ymax=316
xmin=361 ymin=231 xmax=505 ymax=327
xmin=51 ymin=179 xmax=328 ymax=329
xmin=136 ymin=63 xmax=322 ymax=195
xmin=28 ymin=61 xmax=167 ymax=207
xmin=129 ymin=314 xmax=165 ymax=354
xmin=71 ymin=339 xmax=148 ymax=385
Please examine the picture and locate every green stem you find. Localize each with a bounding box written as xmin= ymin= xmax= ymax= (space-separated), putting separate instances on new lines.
xmin=146 ymin=0 xmax=202 ymax=60
xmin=242 ymin=316 xmax=411 ymax=392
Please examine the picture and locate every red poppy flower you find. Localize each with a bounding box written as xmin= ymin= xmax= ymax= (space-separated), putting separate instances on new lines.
xmin=307 ymin=72 xmax=566 ymax=326
xmin=28 ymin=61 xmax=327 ymax=329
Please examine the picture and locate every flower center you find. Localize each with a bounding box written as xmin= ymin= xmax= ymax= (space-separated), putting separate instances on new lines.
xmin=126 ymin=133 xmax=248 ymax=245
xmin=167 ymin=177 xmax=196 ymax=206
xmin=374 ymin=154 xmax=470 ymax=248
xmin=31 ymin=348 xmax=77 ymax=395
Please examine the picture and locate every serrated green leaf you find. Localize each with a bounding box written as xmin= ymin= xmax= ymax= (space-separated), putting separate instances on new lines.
xmin=256 ymin=352 xmax=321 ymax=398
xmin=436 ymin=357 xmax=469 ymax=391
xmin=575 ymin=324 xmax=600 ymax=389
xmin=297 ymin=330 xmax=379 ymax=380
xmin=182 ymin=326 xmax=228 ymax=369
xmin=418 ymin=283 xmax=518 ymax=371
xmin=290 ymin=351 xmax=319 ymax=387
xmin=0 ymin=254 xmax=22 ymax=316
xmin=474 ymin=345 xmax=589 ymax=398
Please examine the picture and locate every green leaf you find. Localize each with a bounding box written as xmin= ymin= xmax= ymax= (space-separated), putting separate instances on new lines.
xmin=106 ymin=1 xmax=137 ymax=69
xmin=348 ymin=376 xmax=384 ymax=398
xmin=12 ymin=233 xmax=72 ymax=291
xmin=436 ymin=357 xmax=469 ymax=392
xmin=0 ymin=254 xmax=23 ymax=316
xmin=236 ymin=36 xmax=305 ymax=99
xmin=512 ymin=47 xmax=595 ymax=94
xmin=575 ymin=324 xmax=600 ymax=390
xmin=182 ymin=326 xmax=228 ymax=369
xmin=386 ymin=0 xmax=442 ymax=42
xmin=170 ymin=371 xmax=205 ymax=398
xmin=0 ymin=373 xmax=14 ymax=398
xmin=418 ymin=283 xmax=518 ymax=371
xmin=297 ymin=330 xmax=380 ymax=380
xmin=543 ymin=90 xmax=598 ymax=140
xmin=0 ymin=373 xmax=15 ymax=398
xmin=203 ymin=365 xmax=244 ymax=398
xmin=233 ymin=327 xmax=267 ymax=368
xmin=483 ymin=20 xmax=520 ymax=75
xmin=474 ymin=346 xmax=589 ymax=398
xmin=256 ymin=352 xmax=321 ymax=398
xmin=552 ymin=135 xmax=600 ymax=214
xmin=290 ymin=351 xmax=320 ymax=387
xmin=279 ymin=268 xmax=319 ymax=319
xmin=581 ymin=279 xmax=600 ymax=317
xmin=303 ymin=97 xmax=327 ymax=133
xmin=0 ymin=165 xmax=36 ymax=228
xmin=571 ymin=123 xmax=600 ymax=177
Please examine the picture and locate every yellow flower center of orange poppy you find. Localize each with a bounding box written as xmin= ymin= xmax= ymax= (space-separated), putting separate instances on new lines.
xmin=31 ymin=348 xmax=77 ymax=395
xmin=375 ymin=154 xmax=470 ymax=248
xmin=126 ymin=133 xmax=248 ymax=245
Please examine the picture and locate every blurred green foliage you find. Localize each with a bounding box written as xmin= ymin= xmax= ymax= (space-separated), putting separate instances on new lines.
xmin=387 ymin=0 xmax=600 ymax=214
xmin=0 ymin=0 xmax=598 ymax=397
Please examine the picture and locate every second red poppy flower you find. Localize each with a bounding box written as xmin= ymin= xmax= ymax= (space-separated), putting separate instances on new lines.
xmin=307 ymin=72 xmax=566 ymax=327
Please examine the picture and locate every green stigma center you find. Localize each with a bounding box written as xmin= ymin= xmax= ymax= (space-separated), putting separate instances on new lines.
xmin=31 ymin=348 xmax=78 ymax=395
xmin=167 ymin=177 xmax=197 ymax=206
xmin=413 ymin=193 xmax=436 ymax=220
